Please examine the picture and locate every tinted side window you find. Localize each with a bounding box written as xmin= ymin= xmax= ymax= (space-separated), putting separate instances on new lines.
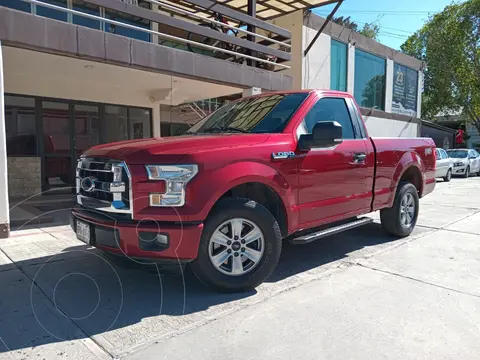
xmin=435 ymin=150 xmax=441 ymax=160
xmin=441 ymin=149 xmax=448 ymax=159
xmin=304 ymin=98 xmax=355 ymax=139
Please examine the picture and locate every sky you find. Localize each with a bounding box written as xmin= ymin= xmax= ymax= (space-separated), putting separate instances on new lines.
xmin=312 ymin=0 xmax=457 ymax=50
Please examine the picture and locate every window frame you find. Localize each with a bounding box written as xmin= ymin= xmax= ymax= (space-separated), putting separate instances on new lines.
xmin=330 ymin=39 xmax=348 ymax=92
xmin=297 ymin=96 xmax=359 ymax=141
xmin=353 ymin=48 xmax=387 ymax=111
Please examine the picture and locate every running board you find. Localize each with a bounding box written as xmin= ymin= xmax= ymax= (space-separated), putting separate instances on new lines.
xmin=290 ymin=217 xmax=374 ymax=244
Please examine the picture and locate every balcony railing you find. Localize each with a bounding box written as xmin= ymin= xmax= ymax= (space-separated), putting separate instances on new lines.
xmin=15 ymin=0 xmax=291 ymax=70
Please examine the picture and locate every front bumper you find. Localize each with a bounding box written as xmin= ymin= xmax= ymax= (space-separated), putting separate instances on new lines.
xmin=454 ymin=166 xmax=467 ymax=174
xmin=70 ymin=208 xmax=203 ymax=261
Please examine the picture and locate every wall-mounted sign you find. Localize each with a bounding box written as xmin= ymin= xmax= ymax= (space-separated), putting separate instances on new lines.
xmin=392 ymin=63 xmax=418 ymax=117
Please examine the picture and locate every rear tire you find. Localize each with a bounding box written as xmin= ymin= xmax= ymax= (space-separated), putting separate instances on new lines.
xmin=380 ymin=182 xmax=419 ymax=237
xmin=443 ymin=169 xmax=452 ymax=182
xmin=190 ymin=198 xmax=282 ymax=292
xmin=463 ymin=166 xmax=470 ymax=178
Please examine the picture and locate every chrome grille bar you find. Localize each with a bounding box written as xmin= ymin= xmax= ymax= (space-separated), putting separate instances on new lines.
xmin=76 ymin=158 xmax=133 ymax=217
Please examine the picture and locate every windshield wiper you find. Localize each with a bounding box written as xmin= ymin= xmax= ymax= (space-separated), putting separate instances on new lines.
xmin=202 ymin=127 xmax=250 ymax=133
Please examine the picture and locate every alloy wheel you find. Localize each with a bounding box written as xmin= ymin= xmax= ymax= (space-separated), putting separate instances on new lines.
xmin=208 ymin=218 xmax=265 ymax=276
xmin=399 ymin=193 xmax=415 ymax=227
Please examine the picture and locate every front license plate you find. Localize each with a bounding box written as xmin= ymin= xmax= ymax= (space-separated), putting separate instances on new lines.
xmin=76 ymin=221 xmax=91 ymax=244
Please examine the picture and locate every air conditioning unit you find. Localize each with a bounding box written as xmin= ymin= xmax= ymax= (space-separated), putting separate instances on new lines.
xmin=121 ymin=0 xmax=138 ymax=5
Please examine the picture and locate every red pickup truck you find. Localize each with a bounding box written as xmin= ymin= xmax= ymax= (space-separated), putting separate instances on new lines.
xmin=71 ymin=90 xmax=436 ymax=292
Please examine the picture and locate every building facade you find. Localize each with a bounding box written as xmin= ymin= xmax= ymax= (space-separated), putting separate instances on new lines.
xmin=271 ymin=10 xmax=424 ymax=138
xmin=0 ymin=0 xmax=300 ymax=235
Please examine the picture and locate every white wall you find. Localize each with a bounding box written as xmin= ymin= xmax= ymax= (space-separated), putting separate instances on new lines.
xmin=302 ymin=27 xmax=331 ymax=90
xmin=364 ymin=116 xmax=420 ymax=137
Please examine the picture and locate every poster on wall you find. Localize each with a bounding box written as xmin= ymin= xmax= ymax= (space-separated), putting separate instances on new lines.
xmin=392 ymin=63 xmax=418 ymax=117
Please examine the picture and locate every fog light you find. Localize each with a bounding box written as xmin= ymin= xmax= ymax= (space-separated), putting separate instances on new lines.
xmin=155 ymin=234 xmax=169 ymax=245
xmin=150 ymin=193 xmax=163 ymax=206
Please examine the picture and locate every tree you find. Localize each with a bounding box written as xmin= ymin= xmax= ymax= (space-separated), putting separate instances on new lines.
xmin=361 ymin=74 xmax=385 ymax=108
xmin=401 ymin=0 xmax=480 ymax=134
xmin=332 ymin=16 xmax=380 ymax=40
xmin=359 ymin=23 xmax=380 ymax=41
xmin=332 ymin=16 xmax=358 ymax=32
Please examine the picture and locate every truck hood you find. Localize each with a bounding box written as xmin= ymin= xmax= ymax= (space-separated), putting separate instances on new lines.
xmin=82 ymin=134 xmax=270 ymax=164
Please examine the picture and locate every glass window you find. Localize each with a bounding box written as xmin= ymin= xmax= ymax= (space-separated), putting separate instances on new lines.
xmin=74 ymin=104 xmax=100 ymax=156
xmin=187 ymin=93 xmax=309 ymax=134
xmin=0 ymin=0 xmax=31 ymax=12
xmin=446 ymin=149 xmax=468 ymax=158
xmin=104 ymin=106 xmax=129 ymax=143
xmin=435 ymin=149 xmax=441 ymax=160
xmin=354 ymin=49 xmax=386 ymax=110
xmin=36 ymin=0 xmax=68 ymax=22
xmin=330 ymin=40 xmax=348 ymax=92
xmin=441 ymin=149 xmax=448 ymax=159
xmin=105 ymin=1 xmax=151 ymax=42
xmin=129 ymin=108 xmax=152 ymax=139
xmin=73 ymin=0 xmax=100 ymax=29
xmin=303 ymin=98 xmax=355 ymax=139
xmin=42 ymin=101 xmax=70 ymax=154
xmin=5 ymin=96 xmax=36 ymax=156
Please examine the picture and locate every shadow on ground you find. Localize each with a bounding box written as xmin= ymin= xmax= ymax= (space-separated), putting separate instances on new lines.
xmin=0 ymin=222 xmax=400 ymax=354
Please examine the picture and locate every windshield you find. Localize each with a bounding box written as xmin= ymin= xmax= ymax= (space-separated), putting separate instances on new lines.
xmin=187 ymin=93 xmax=309 ymax=134
xmin=446 ymin=150 xmax=468 ymax=158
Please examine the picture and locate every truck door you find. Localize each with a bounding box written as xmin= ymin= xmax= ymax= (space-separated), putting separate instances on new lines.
xmin=296 ymin=95 xmax=375 ymax=228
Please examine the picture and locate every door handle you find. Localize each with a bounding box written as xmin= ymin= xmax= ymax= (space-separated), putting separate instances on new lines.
xmin=351 ymin=152 xmax=367 ymax=164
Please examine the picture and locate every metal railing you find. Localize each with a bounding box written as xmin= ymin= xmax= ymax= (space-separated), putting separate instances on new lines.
xmin=18 ymin=0 xmax=291 ymax=69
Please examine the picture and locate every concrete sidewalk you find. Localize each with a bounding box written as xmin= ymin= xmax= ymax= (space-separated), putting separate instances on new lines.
xmin=0 ymin=177 xmax=479 ymax=359
xmin=129 ymin=229 xmax=480 ymax=360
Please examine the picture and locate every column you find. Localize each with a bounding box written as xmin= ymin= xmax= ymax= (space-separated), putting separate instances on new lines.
xmin=0 ymin=42 xmax=10 ymax=238
xmin=385 ymin=59 xmax=394 ymax=113
xmin=417 ymin=71 xmax=423 ymax=118
xmin=347 ymin=43 xmax=355 ymax=95
xmin=152 ymin=103 xmax=161 ymax=137
xmin=150 ymin=4 xmax=159 ymax=45
xmin=242 ymin=87 xmax=261 ymax=97
xmin=246 ymin=0 xmax=256 ymax=67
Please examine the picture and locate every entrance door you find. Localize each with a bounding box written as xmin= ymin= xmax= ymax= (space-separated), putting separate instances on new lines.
xmin=41 ymin=101 xmax=73 ymax=193
xmin=73 ymin=104 xmax=100 ymax=158
xmin=41 ymin=102 xmax=101 ymax=193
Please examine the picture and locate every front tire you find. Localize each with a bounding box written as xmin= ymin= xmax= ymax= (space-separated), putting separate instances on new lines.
xmin=443 ymin=169 xmax=452 ymax=182
xmin=190 ymin=198 xmax=282 ymax=292
xmin=380 ymin=182 xmax=419 ymax=237
xmin=463 ymin=166 xmax=470 ymax=178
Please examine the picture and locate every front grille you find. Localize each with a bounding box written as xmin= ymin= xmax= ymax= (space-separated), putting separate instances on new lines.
xmin=76 ymin=158 xmax=131 ymax=215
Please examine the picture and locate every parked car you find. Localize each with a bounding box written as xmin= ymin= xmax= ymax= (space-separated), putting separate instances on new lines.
xmin=446 ymin=149 xmax=480 ymax=177
xmin=70 ymin=90 xmax=436 ymax=292
xmin=435 ymin=148 xmax=453 ymax=182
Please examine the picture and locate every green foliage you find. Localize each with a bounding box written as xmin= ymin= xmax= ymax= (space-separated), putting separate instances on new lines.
xmin=359 ymin=23 xmax=380 ymax=41
xmin=333 ymin=16 xmax=358 ymax=32
xmin=401 ymin=0 xmax=480 ymax=132
xmin=332 ymin=17 xmax=379 ymax=40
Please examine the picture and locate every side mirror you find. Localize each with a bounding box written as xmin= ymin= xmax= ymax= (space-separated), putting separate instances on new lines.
xmin=298 ymin=121 xmax=343 ymax=151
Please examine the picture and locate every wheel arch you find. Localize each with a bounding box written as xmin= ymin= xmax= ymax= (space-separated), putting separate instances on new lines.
xmin=208 ymin=180 xmax=290 ymax=238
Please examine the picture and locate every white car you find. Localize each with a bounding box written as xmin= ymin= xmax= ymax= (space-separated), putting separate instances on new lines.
xmin=435 ymin=148 xmax=453 ymax=182
xmin=446 ymin=149 xmax=480 ymax=178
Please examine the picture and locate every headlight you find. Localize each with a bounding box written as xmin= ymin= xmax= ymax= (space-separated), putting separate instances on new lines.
xmin=145 ymin=164 xmax=198 ymax=207
xmin=454 ymin=162 xmax=465 ymax=167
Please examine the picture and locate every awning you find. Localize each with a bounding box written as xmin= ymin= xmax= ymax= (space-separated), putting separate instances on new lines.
xmin=156 ymin=0 xmax=341 ymax=21
xmin=213 ymin=0 xmax=341 ymax=19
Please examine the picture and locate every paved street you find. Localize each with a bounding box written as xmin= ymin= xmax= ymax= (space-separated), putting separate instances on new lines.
xmin=1 ymin=177 xmax=480 ymax=359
